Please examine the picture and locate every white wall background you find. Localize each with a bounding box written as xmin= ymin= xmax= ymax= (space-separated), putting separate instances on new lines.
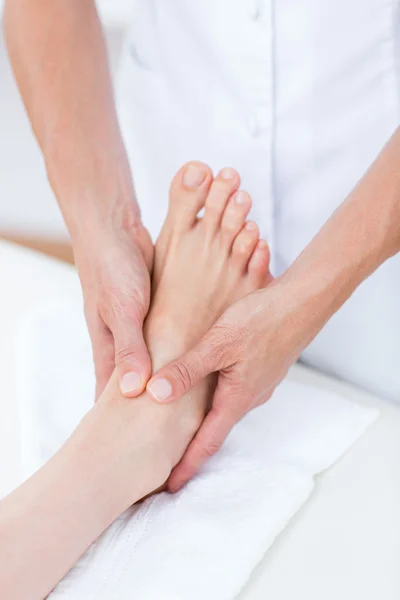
xmin=0 ymin=1 xmax=132 ymax=240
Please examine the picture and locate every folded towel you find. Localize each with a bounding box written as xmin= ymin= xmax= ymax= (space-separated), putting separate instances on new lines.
xmin=17 ymin=300 xmax=379 ymax=600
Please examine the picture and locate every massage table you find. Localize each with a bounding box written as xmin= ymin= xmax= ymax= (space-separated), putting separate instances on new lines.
xmin=0 ymin=240 xmax=399 ymax=599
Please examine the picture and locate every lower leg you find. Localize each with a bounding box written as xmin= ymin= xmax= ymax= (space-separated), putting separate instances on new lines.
xmin=0 ymin=381 xmax=170 ymax=600
xmin=0 ymin=162 xmax=272 ymax=600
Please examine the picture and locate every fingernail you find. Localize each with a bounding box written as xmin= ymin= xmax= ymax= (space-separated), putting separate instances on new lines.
xmin=235 ymin=190 xmax=248 ymax=205
xmin=120 ymin=372 xmax=142 ymax=395
xmin=183 ymin=164 xmax=207 ymax=188
xmin=219 ymin=167 xmax=236 ymax=180
xmin=148 ymin=378 xmax=173 ymax=403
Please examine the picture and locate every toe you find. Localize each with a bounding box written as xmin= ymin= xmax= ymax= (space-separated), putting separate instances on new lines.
xmin=231 ymin=221 xmax=259 ymax=270
xmin=248 ymin=239 xmax=272 ymax=286
xmin=202 ymin=168 xmax=240 ymax=235
xmin=220 ymin=190 xmax=252 ymax=248
xmin=168 ymin=161 xmax=213 ymax=231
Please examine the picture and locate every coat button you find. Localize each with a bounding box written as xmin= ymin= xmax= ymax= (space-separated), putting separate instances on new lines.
xmin=248 ymin=0 xmax=263 ymax=20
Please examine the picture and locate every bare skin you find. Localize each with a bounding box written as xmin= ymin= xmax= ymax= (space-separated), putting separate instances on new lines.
xmin=149 ymin=130 xmax=400 ymax=492
xmin=6 ymin=0 xmax=400 ymax=497
xmin=0 ymin=165 xmax=271 ymax=600
xmin=4 ymin=0 xmax=154 ymax=399
xmin=141 ymin=162 xmax=272 ymax=466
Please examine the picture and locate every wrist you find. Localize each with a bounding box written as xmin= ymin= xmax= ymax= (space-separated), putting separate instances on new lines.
xmin=272 ymin=237 xmax=367 ymax=354
xmin=255 ymin=276 xmax=323 ymax=360
xmin=46 ymin=143 xmax=142 ymax=244
xmin=69 ymin=194 xmax=142 ymax=254
xmin=272 ymin=179 xmax=391 ymax=347
xmin=66 ymin=184 xmax=141 ymax=245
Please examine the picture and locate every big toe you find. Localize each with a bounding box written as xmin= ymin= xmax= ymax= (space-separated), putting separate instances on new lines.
xmin=168 ymin=162 xmax=213 ymax=232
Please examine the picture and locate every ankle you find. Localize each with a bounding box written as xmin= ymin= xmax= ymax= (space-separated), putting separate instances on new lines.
xmin=153 ymin=381 xmax=212 ymax=469
xmin=87 ymin=389 xmax=173 ymax=502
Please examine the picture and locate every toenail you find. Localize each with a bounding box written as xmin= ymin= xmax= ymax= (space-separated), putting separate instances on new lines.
xmin=148 ymin=378 xmax=173 ymax=403
xmin=245 ymin=221 xmax=257 ymax=231
xmin=219 ymin=167 xmax=237 ymax=180
xmin=258 ymin=239 xmax=268 ymax=248
xmin=120 ymin=371 xmax=142 ymax=395
xmin=235 ymin=191 xmax=248 ymax=205
xmin=183 ymin=164 xmax=207 ymax=188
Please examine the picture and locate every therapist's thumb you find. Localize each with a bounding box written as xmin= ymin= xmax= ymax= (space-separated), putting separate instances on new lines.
xmin=114 ymin=317 xmax=152 ymax=398
xmin=146 ymin=331 xmax=230 ymax=403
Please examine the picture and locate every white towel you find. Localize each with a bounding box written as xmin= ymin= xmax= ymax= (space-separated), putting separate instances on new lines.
xmin=17 ymin=300 xmax=378 ymax=600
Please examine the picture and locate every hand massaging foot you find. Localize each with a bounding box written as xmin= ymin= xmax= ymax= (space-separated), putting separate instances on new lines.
xmin=98 ymin=162 xmax=273 ymax=496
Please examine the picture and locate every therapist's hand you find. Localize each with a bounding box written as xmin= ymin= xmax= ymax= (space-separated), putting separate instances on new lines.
xmin=74 ymin=221 xmax=154 ymax=400
xmin=146 ymin=277 xmax=316 ymax=492
xmin=147 ymin=121 xmax=400 ymax=489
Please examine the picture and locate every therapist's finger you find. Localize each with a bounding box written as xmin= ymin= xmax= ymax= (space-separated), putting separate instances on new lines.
xmin=114 ymin=312 xmax=152 ymax=398
xmin=92 ymin=321 xmax=115 ymax=401
xmin=146 ymin=327 xmax=231 ymax=403
xmin=167 ymin=391 xmax=241 ymax=492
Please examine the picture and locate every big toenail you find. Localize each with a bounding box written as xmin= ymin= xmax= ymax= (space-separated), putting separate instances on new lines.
xmin=219 ymin=167 xmax=236 ymax=180
xmin=183 ymin=165 xmax=207 ymax=188
xmin=148 ymin=378 xmax=173 ymax=403
xmin=235 ymin=191 xmax=247 ymax=205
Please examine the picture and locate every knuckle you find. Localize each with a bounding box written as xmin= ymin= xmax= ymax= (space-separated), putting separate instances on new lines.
xmin=101 ymin=286 xmax=148 ymax=327
xmin=202 ymin=441 xmax=221 ymax=459
xmin=214 ymin=377 xmax=254 ymax=414
xmin=208 ymin=322 xmax=245 ymax=363
xmin=170 ymin=361 xmax=197 ymax=389
xmin=115 ymin=347 xmax=137 ymax=363
xmin=111 ymin=298 xmax=142 ymax=323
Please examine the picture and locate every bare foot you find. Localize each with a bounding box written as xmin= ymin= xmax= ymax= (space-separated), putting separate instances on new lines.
xmin=143 ymin=162 xmax=272 ymax=467
xmin=97 ymin=162 xmax=272 ymax=498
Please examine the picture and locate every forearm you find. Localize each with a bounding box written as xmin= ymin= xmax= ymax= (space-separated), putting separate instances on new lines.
xmin=279 ymin=127 xmax=400 ymax=344
xmin=0 ymin=374 xmax=169 ymax=600
xmin=4 ymin=0 xmax=138 ymax=241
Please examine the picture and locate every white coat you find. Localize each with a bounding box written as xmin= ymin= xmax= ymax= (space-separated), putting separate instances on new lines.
xmin=116 ymin=0 xmax=400 ymax=401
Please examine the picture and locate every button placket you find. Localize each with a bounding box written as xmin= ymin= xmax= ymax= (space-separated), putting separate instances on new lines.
xmin=244 ymin=0 xmax=275 ymax=264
